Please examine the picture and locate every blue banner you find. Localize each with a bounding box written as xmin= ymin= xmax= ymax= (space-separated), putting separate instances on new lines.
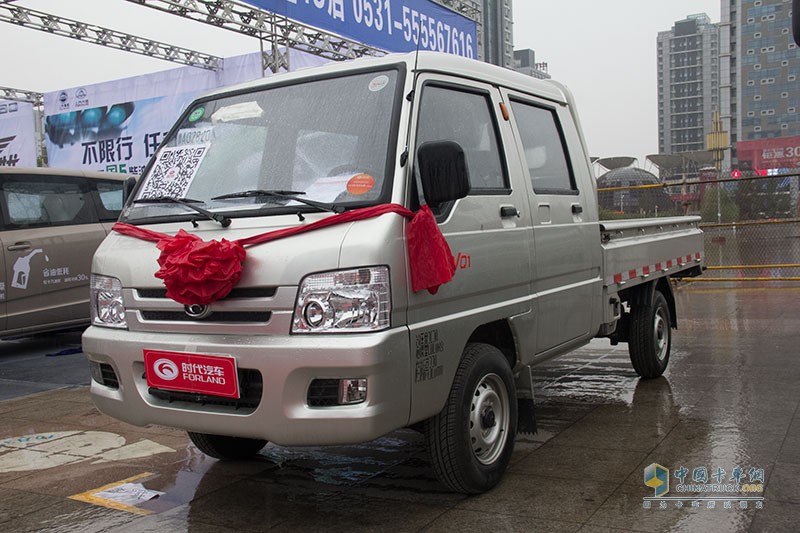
xmin=243 ymin=0 xmax=477 ymax=58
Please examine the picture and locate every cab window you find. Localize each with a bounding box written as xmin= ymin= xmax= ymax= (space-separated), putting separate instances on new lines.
xmin=1 ymin=177 xmax=96 ymax=228
xmin=510 ymin=99 xmax=577 ymax=194
xmin=94 ymin=180 xmax=126 ymax=221
xmin=416 ymin=84 xmax=508 ymax=192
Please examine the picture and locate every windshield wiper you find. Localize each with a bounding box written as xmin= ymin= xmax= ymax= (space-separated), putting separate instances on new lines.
xmin=133 ymin=196 xmax=231 ymax=227
xmin=211 ymin=189 xmax=344 ymax=214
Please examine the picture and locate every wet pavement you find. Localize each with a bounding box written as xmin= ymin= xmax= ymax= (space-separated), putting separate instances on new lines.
xmin=1 ymin=282 xmax=799 ymax=532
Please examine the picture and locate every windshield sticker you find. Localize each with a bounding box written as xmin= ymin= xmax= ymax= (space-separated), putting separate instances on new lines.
xmin=346 ymin=174 xmax=375 ymax=195
xmin=187 ymin=106 xmax=205 ymax=123
xmin=138 ymin=143 xmax=210 ymax=200
xmin=368 ymin=75 xmax=390 ymax=92
xmin=304 ymin=175 xmax=350 ymax=203
xmin=176 ymin=127 xmax=214 ymax=146
xmin=211 ymin=101 xmax=263 ymax=123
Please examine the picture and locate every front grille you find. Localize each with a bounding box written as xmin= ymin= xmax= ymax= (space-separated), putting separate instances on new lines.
xmin=137 ymin=287 xmax=277 ymax=299
xmin=308 ymin=379 xmax=340 ymax=407
xmin=99 ymin=363 xmax=119 ymax=389
xmin=140 ymin=311 xmax=271 ymax=323
xmin=148 ymin=368 xmax=262 ymax=411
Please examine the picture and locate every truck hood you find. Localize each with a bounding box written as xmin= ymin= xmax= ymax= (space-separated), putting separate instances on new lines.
xmin=94 ymin=213 xmax=352 ymax=289
xmin=93 ymin=211 xmax=408 ymax=290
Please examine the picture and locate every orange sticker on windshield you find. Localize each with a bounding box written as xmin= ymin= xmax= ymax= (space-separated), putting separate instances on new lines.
xmin=347 ymin=174 xmax=375 ymax=195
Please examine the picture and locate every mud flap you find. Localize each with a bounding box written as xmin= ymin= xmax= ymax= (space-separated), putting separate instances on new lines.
xmin=515 ymin=364 xmax=537 ymax=436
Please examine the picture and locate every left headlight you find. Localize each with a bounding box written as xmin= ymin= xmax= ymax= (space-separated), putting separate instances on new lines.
xmin=292 ymin=266 xmax=391 ymax=333
xmin=90 ymin=274 xmax=127 ymax=329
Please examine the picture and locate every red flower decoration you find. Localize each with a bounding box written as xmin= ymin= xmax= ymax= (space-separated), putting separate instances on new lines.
xmin=154 ymin=229 xmax=246 ymax=305
xmin=113 ymin=202 xmax=456 ymax=306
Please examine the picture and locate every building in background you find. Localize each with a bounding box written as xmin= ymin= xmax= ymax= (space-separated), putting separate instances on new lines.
xmin=482 ymin=0 xmax=514 ymax=68
xmin=657 ymin=14 xmax=719 ymax=155
xmin=720 ymin=0 xmax=800 ymax=167
xmin=512 ymin=49 xmax=550 ymax=79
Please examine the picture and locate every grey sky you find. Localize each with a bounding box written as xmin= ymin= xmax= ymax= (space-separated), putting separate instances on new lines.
xmin=4 ymin=0 xmax=720 ymax=169
xmin=514 ymin=1 xmax=721 ymax=169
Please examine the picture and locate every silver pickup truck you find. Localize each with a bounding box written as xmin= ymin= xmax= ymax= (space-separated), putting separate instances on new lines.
xmin=83 ymin=52 xmax=703 ymax=494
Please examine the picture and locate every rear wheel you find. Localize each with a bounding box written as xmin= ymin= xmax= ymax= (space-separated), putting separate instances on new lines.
xmin=628 ymin=289 xmax=672 ymax=378
xmin=425 ymin=343 xmax=516 ymax=493
xmin=188 ymin=432 xmax=267 ymax=460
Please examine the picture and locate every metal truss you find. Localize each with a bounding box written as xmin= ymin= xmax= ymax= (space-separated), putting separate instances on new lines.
xmin=432 ymin=0 xmax=481 ymax=22
xmin=0 ymin=3 xmax=221 ymax=70
xmin=0 ymin=86 xmax=43 ymax=106
xmin=125 ymin=0 xmax=387 ymax=73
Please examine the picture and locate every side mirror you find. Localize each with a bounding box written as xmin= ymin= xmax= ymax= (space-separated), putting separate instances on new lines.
xmin=416 ymin=140 xmax=470 ymax=206
xmin=123 ymin=176 xmax=138 ymax=204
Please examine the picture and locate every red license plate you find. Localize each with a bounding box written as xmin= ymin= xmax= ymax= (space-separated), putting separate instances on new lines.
xmin=144 ymin=349 xmax=239 ymax=399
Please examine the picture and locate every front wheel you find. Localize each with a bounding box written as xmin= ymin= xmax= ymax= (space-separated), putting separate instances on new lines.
xmin=425 ymin=343 xmax=516 ymax=493
xmin=188 ymin=432 xmax=267 ymax=460
xmin=628 ymin=289 xmax=672 ymax=378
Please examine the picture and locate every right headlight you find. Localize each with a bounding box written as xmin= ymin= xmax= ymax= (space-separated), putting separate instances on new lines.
xmin=292 ymin=266 xmax=391 ymax=333
xmin=90 ymin=274 xmax=127 ymax=329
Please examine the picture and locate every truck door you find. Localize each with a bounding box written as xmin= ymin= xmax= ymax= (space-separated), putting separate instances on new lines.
xmin=503 ymin=92 xmax=601 ymax=355
xmin=0 ymin=233 xmax=5 ymax=333
xmin=406 ymin=76 xmax=534 ymax=419
xmin=1 ymin=174 xmax=104 ymax=333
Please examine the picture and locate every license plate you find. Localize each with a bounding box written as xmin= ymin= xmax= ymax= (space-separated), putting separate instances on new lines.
xmin=144 ymin=349 xmax=239 ymax=399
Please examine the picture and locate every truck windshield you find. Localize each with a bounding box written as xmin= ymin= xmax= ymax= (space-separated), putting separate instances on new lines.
xmin=124 ymin=68 xmax=401 ymax=223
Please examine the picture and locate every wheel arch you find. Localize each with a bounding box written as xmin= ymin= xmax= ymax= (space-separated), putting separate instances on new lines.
xmin=622 ymin=279 xmax=677 ymax=329
xmin=467 ymin=319 xmax=518 ymax=370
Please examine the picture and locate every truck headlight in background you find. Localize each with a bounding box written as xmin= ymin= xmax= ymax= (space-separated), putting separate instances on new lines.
xmin=90 ymin=274 xmax=127 ymax=329
xmin=293 ymin=267 xmax=390 ymax=333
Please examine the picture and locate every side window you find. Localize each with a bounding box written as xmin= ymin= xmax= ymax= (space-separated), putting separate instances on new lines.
xmin=2 ymin=176 xmax=95 ymax=228
xmin=416 ymin=84 xmax=507 ymax=192
xmin=95 ymin=180 xmax=125 ymax=221
xmin=510 ymin=100 xmax=576 ymax=194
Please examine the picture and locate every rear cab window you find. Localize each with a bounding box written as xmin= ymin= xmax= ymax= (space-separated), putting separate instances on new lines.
xmin=509 ymin=99 xmax=577 ymax=195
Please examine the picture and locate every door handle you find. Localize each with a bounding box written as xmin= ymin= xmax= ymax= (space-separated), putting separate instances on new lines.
xmin=7 ymin=242 xmax=32 ymax=251
xmin=500 ymin=206 xmax=520 ymax=218
xmin=571 ymin=204 xmax=583 ymax=214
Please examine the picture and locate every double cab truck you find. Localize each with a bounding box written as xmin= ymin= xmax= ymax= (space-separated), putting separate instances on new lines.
xmin=84 ymin=52 xmax=703 ymax=493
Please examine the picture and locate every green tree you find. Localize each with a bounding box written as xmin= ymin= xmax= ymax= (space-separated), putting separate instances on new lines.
xmin=701 ymin=185 xmax=739 ymax=223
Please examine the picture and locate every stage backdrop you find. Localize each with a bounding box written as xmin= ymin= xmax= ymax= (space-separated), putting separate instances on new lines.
xmin=0 ymin=100 xmax=37 ymax=168
xmin=43 ymin=49 xmax=329 ymax=174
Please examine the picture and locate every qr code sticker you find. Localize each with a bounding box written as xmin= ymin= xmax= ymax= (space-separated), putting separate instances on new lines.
xmin=138 ymin=143 xmax=210 ymax=199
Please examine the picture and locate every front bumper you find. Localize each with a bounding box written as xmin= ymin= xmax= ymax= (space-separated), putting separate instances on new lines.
xmin=83 ymin=326 xmax=411 ymax=446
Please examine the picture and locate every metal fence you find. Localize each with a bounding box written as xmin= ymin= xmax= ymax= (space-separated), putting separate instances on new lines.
xmin=597 ymin=168 xmax=800 ymax=282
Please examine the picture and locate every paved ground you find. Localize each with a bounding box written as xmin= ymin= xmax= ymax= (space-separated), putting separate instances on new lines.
xmin=0 ymin=282 xmax=798 ymax=532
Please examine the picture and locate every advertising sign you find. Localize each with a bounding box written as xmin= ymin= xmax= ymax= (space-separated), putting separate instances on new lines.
xmin=736 ymin=136 xmax=800 ymax=170
xmin=43 ymin=66 xmax=218 ymax=175
xmin=242 ymin=0 xmax=477 ymax=58
xmin=0 ymin=100 xmax=36 ymax=168
xmin=43 ymin=50 xmax=329 ymax=174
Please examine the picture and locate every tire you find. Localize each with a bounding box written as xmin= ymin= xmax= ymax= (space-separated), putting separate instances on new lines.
xmin=188 ymin=432 xmax=267 ymax=460
xmin=425 ymin=343 xmax=517 ymax=494
xmin=628 ymin=289 xmax=672 ymax=379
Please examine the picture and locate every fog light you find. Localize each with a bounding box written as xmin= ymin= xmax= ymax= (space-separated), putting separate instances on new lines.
xmin=89 ymin=361 xmax=104 ymax=384
xmin=339 ymin=378 xmax=367 ymax=404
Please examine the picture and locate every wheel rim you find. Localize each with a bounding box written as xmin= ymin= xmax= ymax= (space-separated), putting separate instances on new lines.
xmin=653 ymin=306 xmax=669 ymax=361
xmin=469 ymin=373 xmax=510 ymax=465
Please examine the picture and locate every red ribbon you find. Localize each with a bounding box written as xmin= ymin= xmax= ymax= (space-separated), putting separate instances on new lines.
xmin=112 ymin=203 xmax=456 ymax=305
